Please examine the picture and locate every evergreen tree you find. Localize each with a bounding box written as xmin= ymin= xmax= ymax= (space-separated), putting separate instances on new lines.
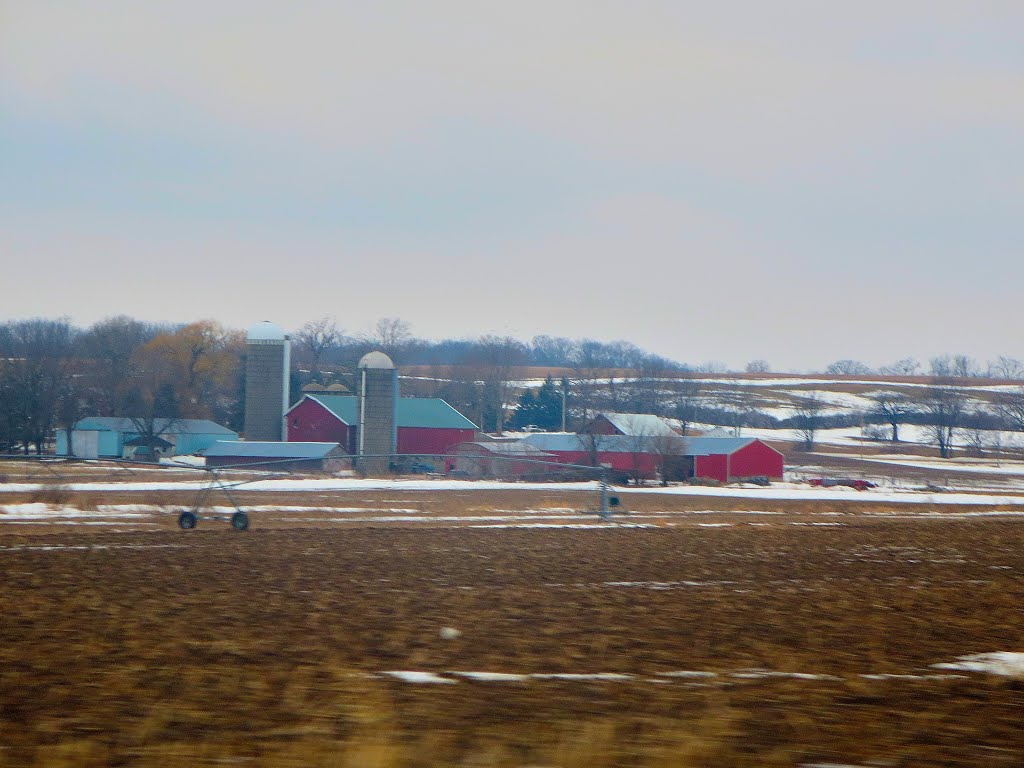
xmin=508 ymin=376 xmax=562 ymax=431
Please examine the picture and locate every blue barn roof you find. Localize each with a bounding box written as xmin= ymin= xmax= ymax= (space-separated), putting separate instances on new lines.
xmin=73 ymin=417 xmax=237 ymax=435
xmin=292 ymin=395 xmax=477 ymax=430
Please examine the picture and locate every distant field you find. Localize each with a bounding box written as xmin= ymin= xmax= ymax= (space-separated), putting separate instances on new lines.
xmin=2 ymin=482 xmax=1024 ymax=766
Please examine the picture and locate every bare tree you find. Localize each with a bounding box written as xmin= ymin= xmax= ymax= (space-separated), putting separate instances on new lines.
xmin=961 ymin=406 xmax=994 ymax=457
xmin=619 ymin=423 xmax=655 ymax=486
xmin=990 ymin=356 xmax=1024 ymax=380
xmin=650 ymin=430 xmax=687 ymax=486
xmin=123 ymin=341 xmax=185 ymax=460
xmin=918 ymin=378 xmax=968 ymax=458
xmin=0 ymin=318 xmax=76 ymax=453
xmin=528 ymin=335 xmax=578 ymax=367
xmin=569 ymin=342 xmax=609 ymax=429
xmin=952 ymin=354 xmax=980 ymax=379
xmin=745 ymin=359 xmax=771 ymax=374
xmin=870 ymin=390 xmax=913 ymax=443
xmin=793 ymin=391 xmax=826 ymax=451
xmin=124 ymin=385 xmax=182 ymax=461
xmin=880 ymin=358 xmax=920 ymax=377
xmin=930 ymin=354 xmax=980 ymax=380
xmin=80 ymin=316 xmax=161 ymax=415
xmin=464 ymin=336 xmax=528 ymax=434
xmin=372 ymin=317 xmax=413 ymax=361
xmin=579 ymin=430 xmax=612 ymax=472
xmin=712 ymin=378 xmax=753 ymax=436
xmin=696 ymin=360 xmax=728 ymax=374
xmin=993 ymin=387 xmax=1024 ymax=458
xmin=296 ymin=316 xmax=342 ymax=376
xmin=671 ymin=379 xmax=704 ymax=436
xmin=825 ymin=359 xmax=873 ymax=376
xmin=627 ymin=356 xmax=671 ymax=415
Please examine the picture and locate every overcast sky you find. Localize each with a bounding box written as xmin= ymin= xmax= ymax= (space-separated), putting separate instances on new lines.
xmin=2 ymin=2 xmax=1021 ymax=371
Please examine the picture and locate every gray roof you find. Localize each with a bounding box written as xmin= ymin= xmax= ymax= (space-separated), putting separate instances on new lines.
xmin=204 ymin=441 xmax=342 ymax=459
xmin=684 ymin=437 xmax=760 ymax=456
xmin=452 ymin=441 xmax=555 ymax=457
xmin=74 ymin=417 xmax=237 ymax=436
xmin=523 ymin=433 xmax=772 ymax=457
xmin=522 ymin=433 xmax=681 ymax=454
xmin=597 ymin=413 xmax=680 ymax=437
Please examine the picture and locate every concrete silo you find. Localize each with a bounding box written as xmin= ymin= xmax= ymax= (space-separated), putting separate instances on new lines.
xmin=357 ymin=351 xmax=398 ymax=474
xmin=244 ymin=321 xmax=291 ymax=441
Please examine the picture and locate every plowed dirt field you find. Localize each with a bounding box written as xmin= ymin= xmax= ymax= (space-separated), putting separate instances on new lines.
xmin=2 ymin=491 xmax=1024 ymax=766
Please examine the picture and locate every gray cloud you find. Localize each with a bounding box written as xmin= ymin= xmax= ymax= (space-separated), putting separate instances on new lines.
xmin=1 ymin=1 xmax=1022 ymax=370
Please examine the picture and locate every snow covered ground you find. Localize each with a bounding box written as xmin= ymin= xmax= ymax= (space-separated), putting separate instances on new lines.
xmin=369 ymin=667 xmax=970 ymax=685
xmin=3 ymin=476 xmax=1024 ymax=507
xmin=932 ymin=653 xmax=1024 ymax=678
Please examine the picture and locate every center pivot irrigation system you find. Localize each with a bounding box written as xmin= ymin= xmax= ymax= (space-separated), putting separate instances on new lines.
xmin=0 ymin=453 xmax=625 ymax=531
xmin=169 ymin=453 xmax=625 ymax=530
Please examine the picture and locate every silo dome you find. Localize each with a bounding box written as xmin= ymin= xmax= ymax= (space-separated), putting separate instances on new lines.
xmin=247 ymin=320 xmax=286 ymax=341
xmin=358 ymin=351 xmax=395 ymax=369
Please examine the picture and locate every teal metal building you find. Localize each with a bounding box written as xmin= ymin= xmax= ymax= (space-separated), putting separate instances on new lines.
xmin=55 ymin=417 xmax=239 ymax=459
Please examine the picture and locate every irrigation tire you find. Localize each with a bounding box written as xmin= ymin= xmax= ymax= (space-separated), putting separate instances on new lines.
xmin=178 ymin=511 xmax=198 ymax=530
xmin=231 ymin=511 xmax=249 ymax=531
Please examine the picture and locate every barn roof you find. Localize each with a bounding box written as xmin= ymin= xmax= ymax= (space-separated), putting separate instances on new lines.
xmin=684 ymin=437 xmax=760 ymax=456
xmin=204 ymin=441 xmax=342 ymax=459
xmin=295 ymin=395 xmax=478 ymax=430
xmin=451 ymin=441 xmax=555 ymax=457
xmin=523 ymin=433 xmax=768 ymax=457
xmin=522 ymin=433 xmax=680 ymax=454
xmin=596 ymin=413 xmax=680 ymax=437
xmin=73 ymin=417 xmax=237 ymax=436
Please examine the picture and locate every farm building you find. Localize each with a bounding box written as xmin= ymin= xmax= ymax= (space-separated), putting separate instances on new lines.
xmin=520 ymin=433 xmax=784 ymax=483
xmin=520 ymin=433 xmax=667 ymax=480
xmin=286 ymin=394 xmax=477 ymax=456
xmin=204 ymin=441 xmax=348 ymax=472
xmin=446 ymin=441 xmax=557 ymax=480
xmin=583 ymin=412 xmax=680 ymax=438
xmin=684 ymin=436 xmax=785 ymax=483
xmin=55 ymin=417 xmax=239 ymax=459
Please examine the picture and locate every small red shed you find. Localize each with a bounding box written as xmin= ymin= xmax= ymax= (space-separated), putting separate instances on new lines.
xmin=686 ymin=437 xmax=785 ymax=483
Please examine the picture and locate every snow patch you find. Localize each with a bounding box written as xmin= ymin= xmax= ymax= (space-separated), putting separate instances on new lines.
xmin=931 ymin=652 xmax=1024 ymax=677
xmin=530 ymin=673 xmax=633 ymax=682
xmin=656 ymin=671 xmax=718 ymax=679
xmin=381 ymin=671 xmax=455 ymax=684
xmin=450 ymin=671 xmax=528 ymax=682
xmin=730 ymin=670 xmax=841 ymax=681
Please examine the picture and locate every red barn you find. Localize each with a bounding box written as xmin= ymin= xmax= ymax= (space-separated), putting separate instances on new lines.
xmin=685 ymin=437 xmax=785 ymax=483
xmin=521 ymin=433 xmax=784 ymax=484
xmin=286 ymin=394 xmax=477 ymax=455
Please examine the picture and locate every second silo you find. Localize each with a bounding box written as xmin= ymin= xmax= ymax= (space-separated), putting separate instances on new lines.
xmin=357 ymin=351 xmax=398 ymax=473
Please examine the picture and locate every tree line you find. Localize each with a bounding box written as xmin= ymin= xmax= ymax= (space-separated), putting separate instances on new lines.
xmin=0 ymin=317 xmax=243 ymax=454
xmin=3 ymin=314 xmax=1024 ymax=458
xmin=0 ymin=315 xmax=685 ymax=453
